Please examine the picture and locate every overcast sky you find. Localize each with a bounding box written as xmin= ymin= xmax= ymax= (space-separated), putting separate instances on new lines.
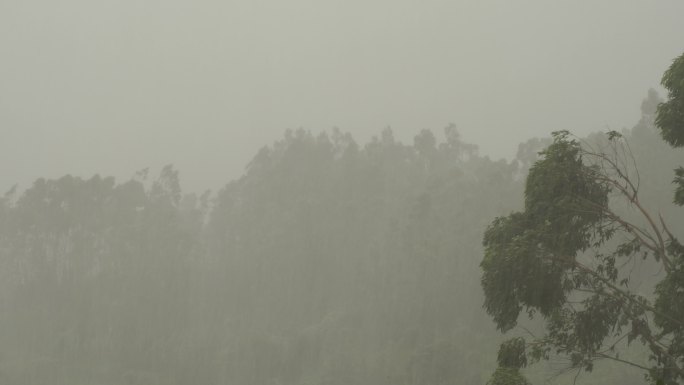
xmin=2 ymin=0 xmax=683 ymax=193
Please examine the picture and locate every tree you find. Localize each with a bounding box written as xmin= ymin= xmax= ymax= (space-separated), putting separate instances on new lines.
xmin=656 ymin=52 xmax=684 ymax=148
xmin=656 ymin=52 xmax=684 ymax=206
xmin=0 ymin=168 xmax=207 ymax=384
xmin=487 ymin=338 xmax=530 ymax=385
xmin=482 ymin=51 xmax=684 ymax=384
xmin=204 ymin=127 xmax=522 ymax=385
xmin=481 ymin=126 xmax=684 ymax=384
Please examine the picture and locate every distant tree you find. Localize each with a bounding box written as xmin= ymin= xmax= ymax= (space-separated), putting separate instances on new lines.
xmin=205 ymin=127 xmax=522 ymax=385
xmin=0 ymin=167 xmax=205 ymax=384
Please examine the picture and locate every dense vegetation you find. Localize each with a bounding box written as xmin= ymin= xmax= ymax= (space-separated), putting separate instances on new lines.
xmin=482 ymin=53 xmax=684 ymax=385
xmin=0 ymin=126 xmax=521 ymax=384
xmin=0 ymin=93 xmax=681 ymax=383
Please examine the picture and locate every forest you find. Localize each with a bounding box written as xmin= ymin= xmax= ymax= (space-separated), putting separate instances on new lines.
xmin=0 ymin=69 xmax=682 ymax=384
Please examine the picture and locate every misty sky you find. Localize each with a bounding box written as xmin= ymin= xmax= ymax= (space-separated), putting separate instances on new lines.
xmin=2 ymin=0 xmax=683 ymax=193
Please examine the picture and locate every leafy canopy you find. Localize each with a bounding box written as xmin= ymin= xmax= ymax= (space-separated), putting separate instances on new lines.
xmin=481 ymin=128 xmax=684 ymax=384
xmin=656 ymin=52 xmax=684 ymax=148
xmin=656 ymin=51 xmax=684 ymax=206
xmin=482 ymin=131 xmax=609 ymax=332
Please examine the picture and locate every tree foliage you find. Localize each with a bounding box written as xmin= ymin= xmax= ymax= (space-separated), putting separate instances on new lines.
xmin=482 ymin=131 xmax=609 ymax=332
xmin=656 ymin=52 xmax=684 ymax=148
xmin=205 ymin=127 xmax=519 ymax=384
xmin=486 ymin=338 xmax=530 ymax=385
xmin=656 ymin=51 xmax=684 ymax=206
xmin=482 ymin=125 xmax=684 ymax=382
xmin=0 ymin=128 xmax=525 ymax=384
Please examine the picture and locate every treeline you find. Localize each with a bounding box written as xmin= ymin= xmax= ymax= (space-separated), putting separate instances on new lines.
xmin=0 ymin=98 xmax=679 ymax=384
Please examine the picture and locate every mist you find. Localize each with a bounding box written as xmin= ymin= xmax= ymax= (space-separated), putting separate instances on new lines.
xmin=3 ymin=1 xmax=684 ymax=192
xmin=1 ymin=1 xmax=684 ymax=384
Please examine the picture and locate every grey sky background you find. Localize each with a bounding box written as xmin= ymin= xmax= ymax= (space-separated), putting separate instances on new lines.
xmin=2 ymin=0 xmax=683 ymax=193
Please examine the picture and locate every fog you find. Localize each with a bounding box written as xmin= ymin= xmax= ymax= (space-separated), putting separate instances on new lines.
xmin=3 ymin=1 xmax=684 ymax=192
xmin=1 ymin=1 xmax=684 ymax=384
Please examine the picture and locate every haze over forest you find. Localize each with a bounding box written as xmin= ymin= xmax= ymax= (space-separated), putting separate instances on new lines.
xmin=3 ymin=1 xmax=684 ymax=192
xmin=2 ymin=1 xmax=684 ymax=385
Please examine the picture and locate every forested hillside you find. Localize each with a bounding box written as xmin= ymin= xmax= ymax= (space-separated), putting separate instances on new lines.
xmin=0 ymin=98 xmax=680 ymax=384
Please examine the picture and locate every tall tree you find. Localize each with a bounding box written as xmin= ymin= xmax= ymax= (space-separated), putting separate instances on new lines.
xmin=656 ymin=52 xmax=684 ymax=205
xmin=483 ymin=51 xmax=684 ymax=384
xmin=481 ymin=126 xmax=684 ymax=384
xmin=656 ymin=52 xmax=684 ymax=148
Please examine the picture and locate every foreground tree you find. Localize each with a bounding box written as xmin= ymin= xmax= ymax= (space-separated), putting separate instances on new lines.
xmin=656 ymin=52 xmax=684 ymax=148
xmin=656 ymin=52 xmax=684 ymax=205
xmin=482 ymin=52 xmax=684 ymax=385
xmin=487 ymin=338 xmax=530 ymax=385
xmin=481 ymin=128 xmax=684 ymax=384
